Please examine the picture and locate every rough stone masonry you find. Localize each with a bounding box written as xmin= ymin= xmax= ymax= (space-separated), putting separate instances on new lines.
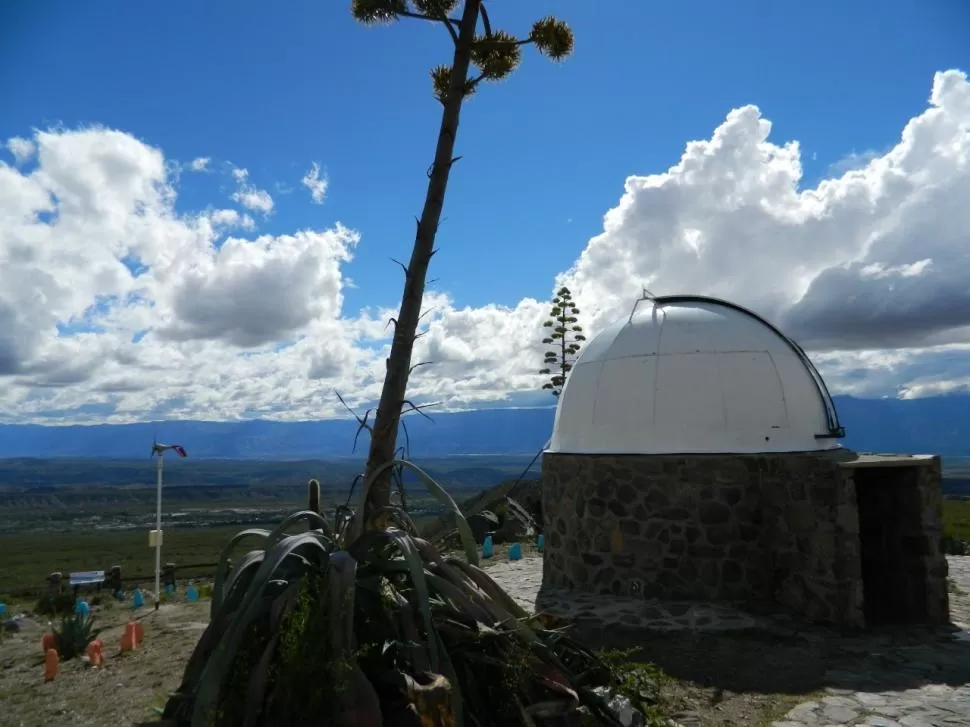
xmin=541 ymin=451 xmax=949 ymax=627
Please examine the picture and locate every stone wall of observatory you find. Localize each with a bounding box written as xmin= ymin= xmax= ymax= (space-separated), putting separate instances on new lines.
xmin=540 ymin=451 xmax=950 ymax=627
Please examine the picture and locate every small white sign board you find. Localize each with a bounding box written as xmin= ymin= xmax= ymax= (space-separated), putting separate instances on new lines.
xmin=149 ymin=529 xmax=164 ymax=547
xmin=69 ymin=571 xmax=105 ymax=586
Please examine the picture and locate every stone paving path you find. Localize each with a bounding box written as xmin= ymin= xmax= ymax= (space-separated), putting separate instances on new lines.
xmin=769 ymin=556 xmax=970 ymax=727
xmin=484 ymin=555 xmax=970 ymax=727
xmin=484 ymin=557 xmax=762 ymax=631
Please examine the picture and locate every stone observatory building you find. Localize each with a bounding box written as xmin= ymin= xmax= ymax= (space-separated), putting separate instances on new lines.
xmin=541 ymin=294 xmax=950 ymax=628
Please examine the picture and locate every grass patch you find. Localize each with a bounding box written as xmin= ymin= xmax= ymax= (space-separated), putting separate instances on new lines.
xmin=943 ymin=498 xmax=970 ymax=542
xmin=752 ymin=690 xmax=826 ymax=727
xmin=0 ymin=526 xmax=241 ymax=598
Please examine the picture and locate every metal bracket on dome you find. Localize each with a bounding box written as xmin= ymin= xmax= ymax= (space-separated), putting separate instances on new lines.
xmin=628 ymin=287 xmax=657 ymax=322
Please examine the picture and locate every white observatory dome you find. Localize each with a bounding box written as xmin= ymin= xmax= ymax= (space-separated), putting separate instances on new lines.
xmin=548 ymin=295 xmax=845 ymax=455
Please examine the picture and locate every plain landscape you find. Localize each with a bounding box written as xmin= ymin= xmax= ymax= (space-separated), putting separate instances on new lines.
xmin=3 ymin=405 xmax=970 ymax=600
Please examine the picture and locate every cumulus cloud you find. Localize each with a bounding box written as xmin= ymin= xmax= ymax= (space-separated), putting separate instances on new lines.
xmin=1 ymin=69 xmax=969 ymax=423
xmin=6 ymin=137 xmax=35 ymax=165
xmin=0 ymin=126 xmax=369 ymax=422
xmin=230 ymin=167 xmax=275 ymax=214
xmin=206 ymin=208 xmax=255 ymax=230
xmin=557 ymin=69 xmax=970 ymax=358
xmin=188 ymin=156 xmax=210 ymax=172
xmin=302 ymin=162 xmax=328 ymax=204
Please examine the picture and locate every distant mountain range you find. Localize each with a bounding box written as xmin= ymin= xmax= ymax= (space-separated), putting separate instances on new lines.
xmin=0 ymin=395 xmax=968 ymax=460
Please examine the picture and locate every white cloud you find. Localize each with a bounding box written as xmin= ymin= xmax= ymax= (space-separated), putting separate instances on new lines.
xmin=301 ymin=162 xmax=328 ymax=204
xmin=188 ymin=156 xmax=210 ymax=172
xmin=1 ymin=69 xmax=969 ymax=423
xmin=230 ymin=166 xmax=274 ymax=214
xmin=207 ymin=208 xmax=255 ymax=230
xmin=6 ymin=137 xmax=35 ymax=165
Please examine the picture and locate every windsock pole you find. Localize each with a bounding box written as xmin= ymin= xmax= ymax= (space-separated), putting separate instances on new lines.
xmin=154 ymin=452 xmax=163 ymax=610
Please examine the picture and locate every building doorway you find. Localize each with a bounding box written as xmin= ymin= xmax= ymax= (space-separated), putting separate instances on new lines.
xmin=854 ymin=465 xmax=929 ymax=626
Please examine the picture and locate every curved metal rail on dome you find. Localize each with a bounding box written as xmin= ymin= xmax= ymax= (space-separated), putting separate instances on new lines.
xmin=643 ymin=294 xmax=846 ymax=441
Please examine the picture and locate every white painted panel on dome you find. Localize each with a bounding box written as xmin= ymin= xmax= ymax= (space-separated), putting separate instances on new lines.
xmin=718 ymin=352 xmax=788 ymax=432
xmin=552 ymin=360 xmax=602 ymax=450
xmin=599 ymin=315 xmax=664 ymax=360
xmin=654 ymin=353 xmax=726 ymax=446
xmin=658 ymin=303 xmax=790 ymax=355
xmin=590 ymin=355 xmax=657 ymax=450
xmin=771 ymin=352 xmax=831 ymax=434
xmin=575 ymin=319 xmax=626 ymax=363
xmin=655 ymin=307 xmax=723 ymax=355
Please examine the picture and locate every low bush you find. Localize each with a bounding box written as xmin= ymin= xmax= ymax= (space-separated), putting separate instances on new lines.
xmin=34 ymin=592 xmax=76 ymax=616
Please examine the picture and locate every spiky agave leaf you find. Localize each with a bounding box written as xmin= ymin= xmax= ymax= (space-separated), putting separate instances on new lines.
xmin=212 ymin=529 xmax=270 ymax=618
xmin=328 ymin=550 xmax=359 ymax=657
xmin=354 ymin=458 xmax=479 ymax=566
xmin=349 ymin=527 xmax=439 ymax=672
xmin=267 ymin=509 xmax=332 ymax=546
xmin=192 ymin=532 xmax=333 ymax=726
xmin=52 ymin=612 xmax=100 ymax=660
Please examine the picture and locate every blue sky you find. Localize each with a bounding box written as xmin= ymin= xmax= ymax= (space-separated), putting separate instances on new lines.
xmin=2 ymin=0 xmax=970 ymax=423
xmin=3 ymin=0 xmax=967 ymax=314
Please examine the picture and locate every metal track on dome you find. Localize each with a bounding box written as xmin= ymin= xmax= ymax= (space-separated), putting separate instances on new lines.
xmin=648 ymin=294 xmax=846 ymax=440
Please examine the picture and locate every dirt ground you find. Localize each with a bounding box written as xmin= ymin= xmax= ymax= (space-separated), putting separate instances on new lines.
xmin=2 ymin=572 xmax=969 ymax=727
xmin=0 ymin=600 xmax=209 ymax=727
xmin=573 ymin=617 xmax=970 ymax=727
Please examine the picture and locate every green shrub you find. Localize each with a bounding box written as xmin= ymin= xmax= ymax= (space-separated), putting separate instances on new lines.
xmin=34 ymin=592 xmax=76 ymax=616
xmin=597 ymin=648 xmax=670 ymax=727
xmin=52 ymin=613 xmax=100 ymax=661
xmin=942 ymin=535 xmax=969 ymax=555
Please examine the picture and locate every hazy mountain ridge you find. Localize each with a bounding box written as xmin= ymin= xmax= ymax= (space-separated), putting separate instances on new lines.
xmin=1 ymin=395 xmax=969 ymax=460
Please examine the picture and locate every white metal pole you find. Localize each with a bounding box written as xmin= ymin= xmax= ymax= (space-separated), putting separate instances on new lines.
xmin=154 ymin=453 xmax=163 ymax=610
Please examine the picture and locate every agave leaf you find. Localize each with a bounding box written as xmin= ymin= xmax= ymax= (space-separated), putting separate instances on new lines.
xmin=445 ymin=557 xmax=532 ymax=622
xmin=352 ymin=527 xmax=439 ymax=672
xmin=216 ymin=550 xmax=265 ymax=620
xmin=354 ymin=459 xmax=479 ymax=566
xmin=424 ymin=572 xmax=492 ymax=624
xmin=386 ymin=583 xmax=430 ymax=673
xmin=385 ymin=528 xmax=442 ymax=672
xmin=524 ymin=675 xmax=580 ymax=717
xmin=432 ymin=627 xmax=465 ymax=727
xmin=212 ymin=530 xmax=270 ymax=618
xmin=327 ymin=550 xmax=358 ymax=656
xmin=385 ymin=505 xmax=419 ymax=534
xmin=192 ymin=532 xmax=332 ymax=726
xmin=267 ymin=509 xmax=333 ymax=546
xmin=243 ymin=632 xmax=281 ymax=727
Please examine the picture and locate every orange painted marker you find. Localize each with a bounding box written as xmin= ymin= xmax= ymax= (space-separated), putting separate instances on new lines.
xmin=41 ymin=632 xmax=56 ymax=654
xmin=86 ymin=641 xmax=102 ymax=667
xmin=44 ymin=649 xmax=59 ymax=681
xmin=121 ymin=622 xmax=137 ymax=652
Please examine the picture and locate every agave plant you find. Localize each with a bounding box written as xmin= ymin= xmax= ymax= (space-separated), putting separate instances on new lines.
xmin=52 ymin=612 xmax=100 ymax=661
xmin=154 ymin=460 xmax=628 ymax=727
